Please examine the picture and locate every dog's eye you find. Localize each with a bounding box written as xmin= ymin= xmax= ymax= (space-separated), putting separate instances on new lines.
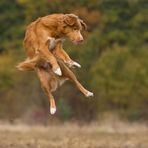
xmin=63 ymin=25 xmax=67 ymax=29
xmin=73 ymin=27 xmax=77 ymax=31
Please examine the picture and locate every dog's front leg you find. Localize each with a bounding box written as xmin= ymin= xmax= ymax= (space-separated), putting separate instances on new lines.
xmin=53 ymin=42 xmax=81 ymax=68
xmin=39 ymin=44 xmax=62 ymax=76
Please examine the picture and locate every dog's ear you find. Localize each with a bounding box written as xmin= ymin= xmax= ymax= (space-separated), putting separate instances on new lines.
xmin=80 ymin=19 xmax=87 ymax=30
xmin=64 ymin=14 xmax=77 ymax=26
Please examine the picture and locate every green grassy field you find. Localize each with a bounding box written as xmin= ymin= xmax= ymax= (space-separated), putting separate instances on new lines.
xmin=0 ymin=122 xmax=148 ymax=148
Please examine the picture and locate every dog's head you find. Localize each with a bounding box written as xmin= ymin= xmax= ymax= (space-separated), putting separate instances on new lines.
xmin=60 ymin=14 xmax=87 ymax=44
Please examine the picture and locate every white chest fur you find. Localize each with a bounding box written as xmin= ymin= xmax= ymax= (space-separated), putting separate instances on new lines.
xmin=47 ymin=37 xmax=64 ymax=51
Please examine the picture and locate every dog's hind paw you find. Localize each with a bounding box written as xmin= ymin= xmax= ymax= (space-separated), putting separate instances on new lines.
xmin=54 ymin=68 xmax=62 ymax=76
xmin=50 ymin=107 xmax=56 ymax=115
xmin=86 ymin=91 xmax=94 ymax=97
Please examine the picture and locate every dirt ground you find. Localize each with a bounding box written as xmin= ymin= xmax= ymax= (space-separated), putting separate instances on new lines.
xmin=0 ymin=122 xmax=148 ymax=148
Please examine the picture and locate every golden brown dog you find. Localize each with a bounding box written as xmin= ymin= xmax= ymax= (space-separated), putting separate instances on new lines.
xmin=20 ymin=13 xmax=87 ymax=76
xmin=17 ymin=13 xmax=93 ymax=114
xmin=18 ymin=41 xmax=94 ymax=114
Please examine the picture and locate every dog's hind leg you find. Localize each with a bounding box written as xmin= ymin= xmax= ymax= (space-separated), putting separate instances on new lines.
xmin=36 ymin=68 xmax=57 ymax=114
xmin=48 ymin=93 xmax=56 ymax=115
xmin=59 ymin=62 xmax=94 ymax=97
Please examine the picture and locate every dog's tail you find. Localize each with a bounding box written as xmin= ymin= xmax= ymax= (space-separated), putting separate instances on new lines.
xmin=16 ymin=59 xmax=35 ymax=71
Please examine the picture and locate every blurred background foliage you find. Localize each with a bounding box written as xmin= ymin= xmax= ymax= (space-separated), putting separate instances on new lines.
xmin=0 ymin=0 xmax=147 ymax=122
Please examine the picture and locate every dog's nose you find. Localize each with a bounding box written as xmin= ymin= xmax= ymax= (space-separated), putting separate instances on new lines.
xmin=79 ymin=38 xmax=84 ymax=43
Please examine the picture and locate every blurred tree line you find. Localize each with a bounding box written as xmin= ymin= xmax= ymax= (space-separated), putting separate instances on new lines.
xmin=0 ymin=0 xmax=147 ymax=122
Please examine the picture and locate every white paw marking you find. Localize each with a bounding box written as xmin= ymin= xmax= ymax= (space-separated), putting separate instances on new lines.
xmin=86 ymin=91 xmax=94 ymax=97
xmin=54 ymin=68 xmax=62 ymax=76
xmin=73 ymin=62 xmax=81 ymax=68
xmin=68 ymin=61 xmax=81 ymax=68
xmin=50 ymin=107 xmax=56 ymax=115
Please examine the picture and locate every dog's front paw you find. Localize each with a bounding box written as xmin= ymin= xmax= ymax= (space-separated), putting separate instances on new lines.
xmin=86 ymin=91 xmax=94 ymax=97
xmin=53 ymin=68 xmax=62 ymax=76
xmin=72 ymin=61 xmax=81 ymax=68
xmin=67 ymin=60 xmax=81 ymax=68
xmin=50 ymin=107 xmax=56 ymax=115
